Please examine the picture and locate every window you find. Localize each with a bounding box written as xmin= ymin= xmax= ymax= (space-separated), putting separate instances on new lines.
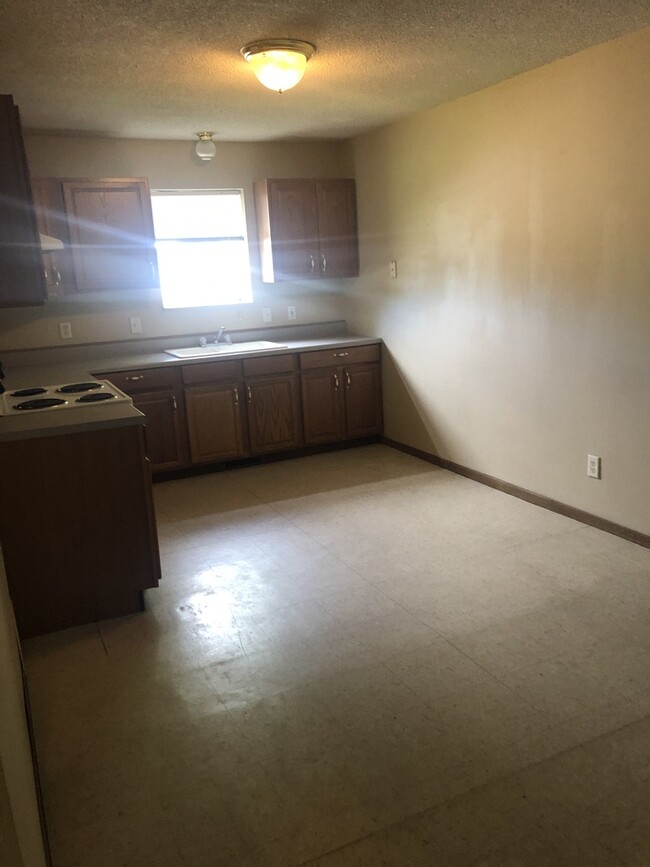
xmin=151 ymin=189 xmax=253 ymax=309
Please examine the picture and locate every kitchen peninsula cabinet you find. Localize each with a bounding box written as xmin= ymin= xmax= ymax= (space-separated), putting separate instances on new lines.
xmin=254 ymin=178 xmax=359 ymax=283
xmin=0 ymin=424 xmax=161 ymax=638
xmin=300 ymin=345 xmax=382 ymax=445
xmin=100 ymin=367 xmax=189 ymax=472
xmin=0 ymin=94 xmax=46 ymax=308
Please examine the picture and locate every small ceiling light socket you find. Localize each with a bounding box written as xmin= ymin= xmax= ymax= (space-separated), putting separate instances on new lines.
xmin=195 ymin=132 xmax=216 ymax=161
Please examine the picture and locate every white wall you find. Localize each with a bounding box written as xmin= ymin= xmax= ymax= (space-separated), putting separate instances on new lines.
xmin=0 ymin=138 xmax=353 ymax=351
xmin=347 ymin=28 xmax=650 ymax=534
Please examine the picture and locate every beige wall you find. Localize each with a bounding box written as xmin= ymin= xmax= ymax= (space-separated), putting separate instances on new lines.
xmin=0 ymin=552 xmax=47 ymax=867
xmin=0 ymin=138 xmax=353 ymax=351
xmin=347 ymin=28 xmax=650 ymax=534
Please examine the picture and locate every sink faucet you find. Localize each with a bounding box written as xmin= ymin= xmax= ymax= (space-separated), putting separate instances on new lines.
xmin=215 ymin=326 xmax=226 ymax=344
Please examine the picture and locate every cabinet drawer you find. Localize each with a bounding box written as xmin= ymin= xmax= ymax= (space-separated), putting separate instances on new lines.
xmin=182 ymin=359 xmax=243 ymax=385
xmin=243 ymin=354 xmax=296 ymax=377
xmin=102 ymin=366 xmax=180 ymax=392
xmin=299 ymin=344 xmax=380 ymax=370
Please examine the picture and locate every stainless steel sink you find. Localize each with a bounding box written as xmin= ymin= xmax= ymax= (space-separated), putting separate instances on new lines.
xmin=164 ymin=341 xmax=288 ymax=359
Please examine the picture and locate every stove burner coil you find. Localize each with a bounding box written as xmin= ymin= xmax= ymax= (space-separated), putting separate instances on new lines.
xmin=14 ymin=398 xmax=68 ymax=410
xmin=10 ymin=387 xmax=48 ymax=397
xmin=56 ymin=382 xmax=104 ymax=394
xmin=75 ymin=392 xmax=116 ymax=403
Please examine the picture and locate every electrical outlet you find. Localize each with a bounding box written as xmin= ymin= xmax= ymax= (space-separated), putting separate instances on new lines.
xmin=262 ymin=308 xmax=272 ymax=323
xmin=130 ymin=316 xmax=142 ymax=334
xmin=587 ymin=454 xmax=601 ymax=479
xmin=287 ymin=305 xmax=296 ymax=321
xmin=389 ymin=260 xmax=397 ymax=278
xmin=59 ymin=321 xmax=72 ymax=340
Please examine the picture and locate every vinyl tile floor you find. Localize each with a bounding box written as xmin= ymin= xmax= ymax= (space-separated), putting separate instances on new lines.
xmin=23 ymin=445 xmax=650 ymax=866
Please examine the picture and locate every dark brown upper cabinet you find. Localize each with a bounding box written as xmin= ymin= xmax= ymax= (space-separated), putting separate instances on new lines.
xmin=61 ymin=178 xmax=159 ymax=292
xmin=0 ymin=94 xmax=46 ymax=308
xmin=254 ymin=178 xmax=359 ymax=283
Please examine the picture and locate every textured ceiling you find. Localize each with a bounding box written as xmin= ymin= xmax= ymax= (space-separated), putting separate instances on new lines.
xmin=1 ymin=0 xmax=648 ymax=141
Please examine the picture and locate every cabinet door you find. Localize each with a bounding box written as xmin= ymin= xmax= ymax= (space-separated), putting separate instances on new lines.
xmin=185 ymin=382 xmax=247 ymax=464
xmin=344 ymin=363 xmax=383 ymax=439
xmin=246 ymin=375 xmax=302 ymax=454
xmin=301 ymin=368 xmax=344 ymax=445
xmin=315 ymin=179 xmax=359 ymax=278
xmin=258 ymin=179 xmax=319 ymax=281
xmin=132 ymin=389 xmax=189 ymax=473
xmin=31 ymin=177 xmax=76 ymax=294
xmin=0 ymin=95 xmax=46 ymax=307
xmin=62 ymin=178 xmax=159 ymax=292
xmin=0 ymin=425 xmax=160 ymax=638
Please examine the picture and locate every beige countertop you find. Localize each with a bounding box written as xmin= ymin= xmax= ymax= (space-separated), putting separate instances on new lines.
xmin=0 ymin=323 xmax=381 ymax=443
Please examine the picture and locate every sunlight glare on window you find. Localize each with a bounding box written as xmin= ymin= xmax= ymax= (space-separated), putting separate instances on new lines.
xmin=151 ymin=190 xmax=252 ymax=309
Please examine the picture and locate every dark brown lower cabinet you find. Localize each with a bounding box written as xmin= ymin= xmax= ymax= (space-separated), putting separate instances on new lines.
xmin=299 ymin=343 xmax=383 ymax=445
xmin=246 ymin=375 xmax=302 ymax=454
xmin=99 ymin=367 xmax=189 ymax=473
xmin=101 ymin=344 xmax=381 ymax=474
xmin=0 ymin=424 xmax=161 ymax=638
xmin=132 ymin=389 xmax=188 ymax=471
xmin=185 ymin=381 xmax=247 ymax=463
xmin=301 ymin=368 xmax=345 ymax=444
xmin=302 ymin=362 xmax=383 ymax=445
xmin=344 ymin=363 xmax=383 ymax=439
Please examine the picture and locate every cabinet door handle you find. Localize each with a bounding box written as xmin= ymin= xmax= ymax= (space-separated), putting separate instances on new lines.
xmin=172 ymin=395 xmax=178 ymax=411
xmin=321 ymin=254 xmax=327 ymax=273
xmin=126 ymin=375 xmax=145 ymax=381
xmin=310 ymin=255 xmax=316 ymax=273
xmin=346 ymin=371 xmax=351 ymax=390
xmin=333 ymin=373 xmax=339 ymax=391
xmin=247 ymin=385 xmax=252 ymax=403
xmin=233 ymin=387 xmax=239 ymax=406
xmin=333 ymin=352 xmax=349 ymax=358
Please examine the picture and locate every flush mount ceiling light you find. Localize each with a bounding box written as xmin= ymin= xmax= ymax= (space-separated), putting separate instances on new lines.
xmin=195 ymin=132 xmax=216 ymax=161
xmin=240 ymin=39 xmax=316 ymax=93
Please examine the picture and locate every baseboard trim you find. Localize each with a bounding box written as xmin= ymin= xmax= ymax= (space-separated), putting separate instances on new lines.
xmin=382 ymin=437 xmax=650 ymax=549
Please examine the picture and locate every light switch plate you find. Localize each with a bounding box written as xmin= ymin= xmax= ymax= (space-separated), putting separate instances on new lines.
xmin=262 ymin=308 xmax=272 ymax=323
xmin=59 ymin=321 xmax=72 ymax=340
xmin=287 ymin=306 xmax=296 ymax=321
xmin=389 ymin=260 xmax=397 ymax=278
xmin=130 ymin=316 xmax=142 ymax=334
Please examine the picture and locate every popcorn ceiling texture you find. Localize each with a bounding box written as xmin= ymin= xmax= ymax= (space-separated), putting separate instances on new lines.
xmin=1 ymin=0 xmax=649 ymax=141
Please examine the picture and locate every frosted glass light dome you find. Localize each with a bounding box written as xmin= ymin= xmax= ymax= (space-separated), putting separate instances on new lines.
xmin=241 ymin=40 xmax=316 ymax=93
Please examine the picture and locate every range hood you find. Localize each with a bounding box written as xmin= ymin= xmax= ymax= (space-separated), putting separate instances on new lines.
xmin=39 ymin=232 xmax=64 ymax=251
